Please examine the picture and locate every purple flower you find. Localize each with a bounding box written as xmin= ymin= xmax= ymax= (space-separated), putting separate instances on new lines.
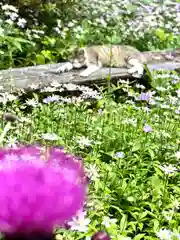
xmin=91 ymin=231 xmax=111 ymax=240
xmin=114 ymin=152 xmax=125 ymax=158
xmin=143 ymin=125 xmax=153 ymax=132
xmin=43 ymin=95 xmax=59 ymax=104
xmin=175 ymin=109 xmax=180 ymax=114
xmin=0 ymin=145 xmax=88 ymax=237
xmin=144 ymin=5 xmax=153 ymax=14
xmin=4 ymin=232 xmax=53 ymax=240
xmin=171 ymin=79 xmax=179 ymax=84
xmin=136 ymin=91 xmax=153 ymax=102
xmin=175 ymin=3 xmax=180 ymax=12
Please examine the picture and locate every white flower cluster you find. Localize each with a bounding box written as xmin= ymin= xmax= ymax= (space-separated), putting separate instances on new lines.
xmin=59 ymin=0 xmax=180 ymax=45
xmin=1 ymin=4 xmax=27 ymax=28
xmin=1 ymin=1 xmax=179 ymax=50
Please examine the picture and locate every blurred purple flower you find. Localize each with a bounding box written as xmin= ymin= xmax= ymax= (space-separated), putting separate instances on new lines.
xmin=43 ymin=95 xmax=59 ymax=104
xmin=143 ymin=125 xmax=153 ymax=132
xmin=175 ymin=3 xmax=180 ymax=12
xmin=175 ymin=109 xmax=180 ymax=114
xmin=4 ymin=232 xmax=53 ymax=240
xmin=144 ymin=5 xmax=153 ymax=14
xmin=91 ymin=231 xmax=111 ymax=240
xmin=136 ymin=91 xmax=153 ymax=102
xmin=0 ymin=145 xmax=88 ymax=238
xmin=171 ymin=79 xmax=179 ymax=84
xmin=114 ymin=152 xmax=125 ymax=158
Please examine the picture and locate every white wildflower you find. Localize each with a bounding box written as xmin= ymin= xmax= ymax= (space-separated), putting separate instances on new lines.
xmin=28 ymin=83 xmax=39 ymax=90
xmin=41 ymin=133 xmax=60 ymax=141
xmin=158 ymin=130 xmax=171 ymax=138
xmin=7 ymin=137 xmax=17 ymax=148
xmin=154 ymin=96 xmax=164 ymax=102
xmin=33 ymin=34 xmax=40 ymax=39
xmin=2 ymin=4 xmax=18 ymax=12
xmin=122 ymin=118 xmax=137 ymax=127
xmin=86 ymin=164 xmax=100 ymax=181
xmin=162 ymin=210 xmax=173 ymax=221
xmin=51 ymin=80 xmax=62 ymax=88
xmin=68 ymin=211 xmax=90 ymax=232
xmin=175 ymin=151 xmax=180 ymax=160
xmin=172 ymin=199 xmax=179 ymax=210
xmin=169 ymin=96 xmax=178 ymax=105
xmin=176 ymin=234 xmax=180 ymax=240
xmin=156 ymin=86 xmax=167 ymax=92
xmin=135 ymin=84 xmax=145 ymax=89
xmin=76 ymin=136 xmax=93 ymax=148
xmin=102 ymin=216 xmax=117 ymax=228
xmin=17 ymin=18 xmax=27 ymax=28
xmin=6 ymin=12 xmax=18 ymax=20
xmin=25 ymin=99 xmax=39 ymax=107
xmin=0 ymin=95 xmax=8 ymax=104
xmin=0 ymin=122 xmax=11 ymax=143
xmin=156 ymin=229 xmax=173 ymax=240
xmin=63 ymin=83 xmax=78 ymax=91
xmin=40 ymin=86 xmax=58 ymax=92
xmin=67 ymin=22 xmax=75 ymax=27
xmin=159 ymin=164 xmax=178 ymax=175
xmin=176 ymin=90 xmax=180 ymax=98
xmin=6 ymin=94 xmax=17 ymax=102
xmin=59 ymin=97 xmax=72 ymax=103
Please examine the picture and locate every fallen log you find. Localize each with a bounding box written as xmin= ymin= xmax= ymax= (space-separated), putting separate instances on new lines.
xmin=0 ymin=48 xmax=179 ymax=93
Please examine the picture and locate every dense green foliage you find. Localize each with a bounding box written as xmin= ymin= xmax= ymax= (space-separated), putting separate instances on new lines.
xmin=0 ymin=0 xmax=179 ymax=69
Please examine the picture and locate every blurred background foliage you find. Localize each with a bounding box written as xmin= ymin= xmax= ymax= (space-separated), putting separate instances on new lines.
xmin=0 ymin=0 xmax=179 ymax=69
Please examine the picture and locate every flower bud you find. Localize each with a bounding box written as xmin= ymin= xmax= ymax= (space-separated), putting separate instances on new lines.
xmin=91 ymin=231 xmax=111 ymax=240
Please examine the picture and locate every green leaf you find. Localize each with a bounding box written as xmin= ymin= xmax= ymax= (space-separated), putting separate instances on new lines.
xmin=140 ymin=0 xmax=153 ymax=3
xmin=127 ymin=196 xmax=135 ymax=202
xmin=12 ymin=41 xmax=22 ymax=51
xmin=47 ymin=37 xmax=56 ymax=46
xmin=167 ymin=33 xmax=174 ymax=41
xmin=144 ymin=64 xmax=153 ymax=84
xmin=121 ymin=179 xmax=128 ymax=192
xmin=14 ymin=37 xmax=33 ymax=44
xmin=110 ymin=205 xmax=123 ymax=215
xmin=128 ymin=221 xmax=136 ymax=231
xmin=126 ymin=4 xmax=138 ymax=12
xmin=152 ymin=219 xmax=160 ymax=232
xmin=147 ymin=148 xmax=155 ymax=159
xmin=151 ymin=175 xmax=162 ymax=190
xmin=120 ymin=214 xmax=128 ymax=233
xmin=5 ymin=37 xmax=33 ymax=52
xmin=41 ymin=50 xmax=53 ymax=60
xmin=139 ymin=211 xmax=148 ymax=220
xmin=36 ymin=54 xmax=45 ymax=64
xmin=118 ymin=236 xmax=132 ymax=240
xmin=132 ymin=142 xmax=141 ymax=152
xmin=155 ymin=28 xmax=166 ymax=41
xmin=138 ymin=222 xmax=144 ymax=231
xmin=96 ymin=99 xmax=104 ymax=109
xmin=134 ymin=234 xmax=145 ymax=240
